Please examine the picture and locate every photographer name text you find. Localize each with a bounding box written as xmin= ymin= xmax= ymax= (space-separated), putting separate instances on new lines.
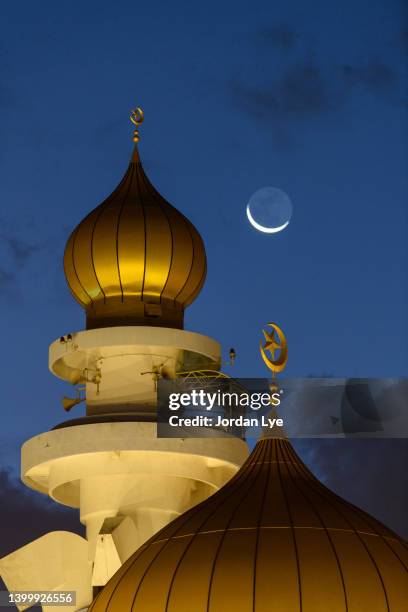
xmin=168 ymin=415 xmax=283 ymax=429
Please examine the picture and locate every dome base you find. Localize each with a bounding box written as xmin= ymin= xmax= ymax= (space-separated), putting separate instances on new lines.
xmin=86 ymin=297 xmax=184 ymax=330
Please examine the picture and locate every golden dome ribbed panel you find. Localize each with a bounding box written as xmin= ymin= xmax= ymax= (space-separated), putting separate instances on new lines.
xmin=296 ymin=528 xmax=349 ymax=609
xmin=364 ymin=535 xmax=408 ymax=605
xmin=208 ymin=531 xmax=256 ymax=611
xmin=116 ymin=169 xmax=146 ymax=297
xmin=63 ymin=147 xmax=206 ymax=329
xmin=72 ymin=209 xmax=105 ymax=302
xmin=176 ymin=224 xmax=206 ymax=306
xmin=163 ymin=533 xmax=220 ymax=612
xmin=261 ymin=459 xmax=292 ymax=526
xmin=64 ymin=229 xmax=90 ymax=307
xmin=159 ymin=208 xmax=194 ymax=302
xmin=89 ymin=439 xmax=408 ymax=612
xmin=330 ymin=531 xmax=388 ymax=610
xmin=255 ymin=529 xmax=301 ymax=610
xmin=136 ymin=166 xmax=207 ymax=307
xmin=142 ymin=198 xmax=172 ymax=302
xmin=91 ymin=196 xmax=126 ymax=298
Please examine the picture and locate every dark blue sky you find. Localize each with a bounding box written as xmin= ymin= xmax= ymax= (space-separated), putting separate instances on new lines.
xmin=0 ymin=1 xmax=407 ymax=538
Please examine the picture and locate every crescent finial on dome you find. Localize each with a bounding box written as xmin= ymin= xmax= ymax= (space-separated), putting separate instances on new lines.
xmin=130 ymin=107 xmax=144 ymax=142
xmin=64 ymin=109 xmax=207 ymax=330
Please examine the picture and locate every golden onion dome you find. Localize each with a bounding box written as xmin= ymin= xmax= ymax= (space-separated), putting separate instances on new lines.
xmin=90 ymin=436 xmax=408 ymax=611
xmin=64 ymin=110 xmax=206 ymax=330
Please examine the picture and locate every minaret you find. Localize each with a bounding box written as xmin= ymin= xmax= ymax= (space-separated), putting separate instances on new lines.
xmin=0 ymin=110 xmax=248 ymax=611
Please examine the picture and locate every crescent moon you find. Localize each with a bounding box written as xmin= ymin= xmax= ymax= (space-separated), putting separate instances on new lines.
xmin=246 ymin=204 xmax=290 ymax=234
xmin=259 ymin=323 xmax=288 ymax=373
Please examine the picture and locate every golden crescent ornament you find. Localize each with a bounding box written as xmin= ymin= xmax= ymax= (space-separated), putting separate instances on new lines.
xmin=259 ymin=322 xmax=288 ymax=374
xmin=130 ymin=107 xmax=144 ymax=142
xmin=130 ymin=107 xmax=144 ymax=126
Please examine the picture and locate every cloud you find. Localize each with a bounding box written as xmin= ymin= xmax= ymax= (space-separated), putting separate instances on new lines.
xmin=230 ymin=57 xmax=399 ymax=132
xmin=230 ymin=60 xmax=335 ymax=125
xmin=339 ymin=61 xmax=396 ymax=93
xmin=2 ymin=235 xmax=44 ymax=265
xmin=0 ymin=266 xmax=13 ymax=287
xmin=257 ymin=25 xmax=299 ymax=52
xmin=294 ymin=438 xmax=408 ymax=540
xmin=0 ymin=232 xmax=45 ymax=297
xmin=231 ymin=24 xmax=402 ymax=142
xmin=0 ymin=265 xmax=20 ymax=301
xmin=0 ymin=469 xmax=83 ymax=559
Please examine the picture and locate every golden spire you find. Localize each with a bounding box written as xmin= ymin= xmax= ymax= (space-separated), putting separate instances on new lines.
xmin=130 ymin=107 xmax=144 ymax=142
